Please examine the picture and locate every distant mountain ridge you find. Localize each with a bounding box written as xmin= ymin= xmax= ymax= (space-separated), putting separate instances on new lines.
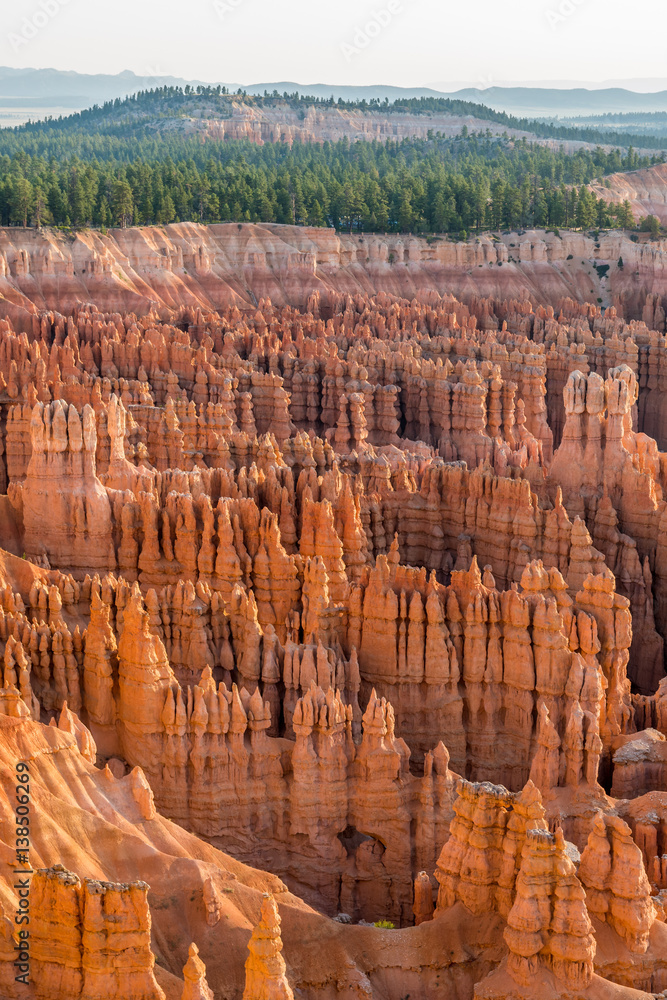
xmin=3 ymin=68 xmax=667 ymax=126
xmin=439 ymin=87 xmax=667 ymax=117
xmin=0 ymin=67 xmax=209 ymax=101
xmin=241 ymin=83 xmax=667 ymax=117
xmin=0 ymin=69 xmax=666 ymax=109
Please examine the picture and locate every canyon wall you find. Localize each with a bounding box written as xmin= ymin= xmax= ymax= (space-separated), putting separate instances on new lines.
xmin=1 ymin=224 xmax=667 ymax=326
xmin=590 ymin=163 xmax=667 ymax=225
xmin=0 ymin=248 xmax=665 ymax=997
xmin=197 ymin=101 xmax=538 ymax=146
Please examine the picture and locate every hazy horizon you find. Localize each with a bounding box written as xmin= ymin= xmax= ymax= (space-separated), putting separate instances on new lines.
xmin=2 ymin=0 xmax=666 ymax=91
xmin=7 ymin=66 xmax=667 ymax=95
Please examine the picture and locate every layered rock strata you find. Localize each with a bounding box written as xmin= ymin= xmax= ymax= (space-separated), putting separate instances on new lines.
xmin=0 ymin=265 xmax=664 ymax=997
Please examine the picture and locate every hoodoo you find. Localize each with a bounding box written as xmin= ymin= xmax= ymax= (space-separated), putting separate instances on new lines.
xmin=0 ymin=271 xmax=664 ymax=997
xmin=2 ymin=24 xmax=667 ymax=995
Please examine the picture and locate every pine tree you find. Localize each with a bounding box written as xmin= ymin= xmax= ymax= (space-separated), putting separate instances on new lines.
xmin=473 ymin=179 xmax=489 ymax=233
xmin=534 ymin=191 xmax=548 ymax=228
xmin=575 ymin=186 xmax=595 ymax=229
xmin=32 ymin=186 xmax=48 ymax=228
xmin=549 ymin=189 xmax=566 ymax=228
xmin=307 ymin=200 xmax=325 ymax=227
xmin=640 ymin=214 xmax=660 ymax=236
xmin=503 ymin=186 xmax=522 ymax=230
xmin=596 ymin=198 xmax=610 ymax=229
xmin=112 ymin=180 xmax=134 ymax=228
xmin=161 ymin=193 xmax=176 ymax=223
xmin=616 ymin=200 xmax=635 ymax=229
xmin=431 ymin=191 xmax=449 ymax=232
xmin=96 ymin=196 xmax=111 ymax=227
xmin=397 ymin=190 xmax=414 ymax=233
xmin=9 ymin=177 xmax=33 ymax=228
xmin=490 ymin=179 xmax=505 ymax=229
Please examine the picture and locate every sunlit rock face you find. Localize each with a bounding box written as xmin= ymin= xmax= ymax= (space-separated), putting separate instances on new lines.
xmin=0 ymin=243 xmax=665 ymax=999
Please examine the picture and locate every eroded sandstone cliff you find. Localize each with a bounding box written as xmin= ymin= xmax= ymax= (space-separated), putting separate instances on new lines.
xmin=1 ymin=224 xmax=666 ymax=328
xmin=0 ymin=244 xmax=665 ymax=999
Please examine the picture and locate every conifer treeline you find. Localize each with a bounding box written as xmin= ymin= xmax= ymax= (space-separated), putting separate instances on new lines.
xmin=0 ymin=128 xmax=655 ymax=234
xmin=18 ymin=86 xmax=667 ymax=150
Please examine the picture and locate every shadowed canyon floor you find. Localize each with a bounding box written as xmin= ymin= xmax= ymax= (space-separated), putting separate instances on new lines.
xmin=0 ymin=224 xmax=667 ymax=999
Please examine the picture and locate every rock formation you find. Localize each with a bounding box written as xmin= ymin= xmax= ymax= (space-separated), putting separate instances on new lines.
xmin=578 ymin=812 xmax=656 ymax=953
xmin=434 ymin=778 xmax=548 ymax=919
xmin=0 ymin=233 xmax=665 ymax=999
xmin=0 ymin=224 xmax=665 ymax=327
xmin=504 ymin=828 xmax=595 ymax=990
xmin=243 ymin=894 xmax=294 ymax=1000
xmin=181 ymin=944 xmax=213 ymax=1000
xmin=32 ymin=864 xmax=165 ymax=1000
xmin=589 ymin=162 xmax=667 ymax=226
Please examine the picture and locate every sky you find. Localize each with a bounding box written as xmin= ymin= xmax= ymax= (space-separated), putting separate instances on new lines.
xmin=2 ymin=0 xmax=666 ymax=90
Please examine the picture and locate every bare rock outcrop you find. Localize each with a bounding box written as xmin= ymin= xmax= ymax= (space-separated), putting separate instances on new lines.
xmin=32 ymin=864 xmax=165 ymax=1000
xmin=181 ymin=943 xmax=213 ymax=1000
xmin=0 ymin=249 xmax=666 ymax=998
xmin=504 ymin=828 xmax=595 ymax=990
xmin=243 ymin=894 xmax=294 ymax=1000
xmin=578 ymin=812 xmax=656 ymax=953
